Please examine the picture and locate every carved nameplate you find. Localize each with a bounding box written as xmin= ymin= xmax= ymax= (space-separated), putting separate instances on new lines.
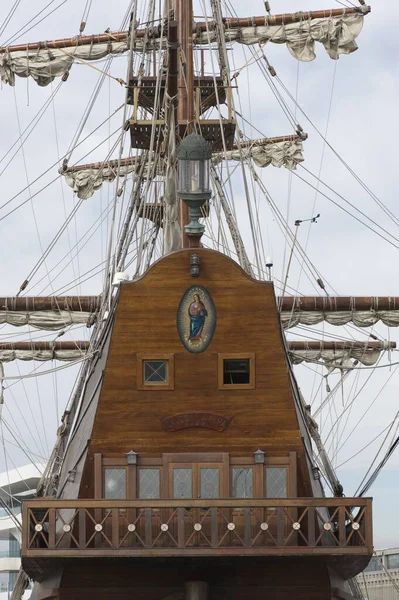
xmin=161 ymin=413 xmax=233 ymax=432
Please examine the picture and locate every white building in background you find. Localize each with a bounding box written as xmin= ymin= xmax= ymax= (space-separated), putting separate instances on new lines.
xmin=0 ymin=464 xmax=43 ymax=600
xmin=357 ymin=548 xmax=399 ymax=600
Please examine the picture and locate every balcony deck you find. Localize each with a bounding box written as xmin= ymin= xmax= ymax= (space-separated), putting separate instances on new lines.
xmin=22 ymin=498 xmax=372 ymax=581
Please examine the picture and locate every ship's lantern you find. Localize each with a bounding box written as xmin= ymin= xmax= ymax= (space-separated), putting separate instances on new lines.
xmin=177 ymin=133 xmax=212 ymax=237
xmin=254 ymin=449 xmax=265 ymax=464
xmin=126 ymin=450 xmax=138 ymax=465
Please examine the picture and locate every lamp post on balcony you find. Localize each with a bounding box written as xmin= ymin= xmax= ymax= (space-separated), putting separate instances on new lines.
xmin=177 ymin=133 xmax=212 ymax=248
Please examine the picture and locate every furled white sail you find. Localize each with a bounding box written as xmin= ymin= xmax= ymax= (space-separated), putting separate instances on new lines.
xmin=195 ymin=13 xmax=364 ymax=61
xmin=213 ymin=139 xmax=304 ymax=170
xmin=0 ymin=310 xmax=94 ymax=330
xmin=63 ymin=163 xmax=137 ymax=200
xmin=282 ymin=311 xmax=399 ymax=330
xmin=0 ymin=13 xmax=365 ymax=87
xmin=0 ymin=349 xmax=87 ymax=362
xmin=63 ymin=138 xmax=304 ymax=199
xmin=0 ymin=41 xmax=128 ymax=87
xmin=289 ymin=347 xmax=383 ymax=367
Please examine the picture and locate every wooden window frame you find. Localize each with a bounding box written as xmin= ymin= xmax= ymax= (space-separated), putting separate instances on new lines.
xmin=98 ymin=452 xmax=296 ymax=500
xmin=230 ymin=452 xmax=297 ymax=498
xmin=137 ymin=353 xmax=175 ymax=390
xmin=217 ymin=353 xmax=255 ymax=390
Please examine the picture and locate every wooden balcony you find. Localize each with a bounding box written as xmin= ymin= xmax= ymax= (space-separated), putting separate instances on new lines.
xmin=22 ymin=498 xmax=372 ymax=582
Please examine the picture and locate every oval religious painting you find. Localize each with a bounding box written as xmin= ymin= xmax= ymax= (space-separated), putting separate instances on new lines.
xmin=177 ymin=285 xmax=216 ymax=353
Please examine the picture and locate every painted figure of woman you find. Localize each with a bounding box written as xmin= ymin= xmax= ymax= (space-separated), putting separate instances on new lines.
xmin=188 ymin=293 xmax=208 ymax=342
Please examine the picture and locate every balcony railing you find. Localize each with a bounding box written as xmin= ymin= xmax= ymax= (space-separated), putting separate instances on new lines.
xmin=22 ymin=498 xmax=372 ymax=561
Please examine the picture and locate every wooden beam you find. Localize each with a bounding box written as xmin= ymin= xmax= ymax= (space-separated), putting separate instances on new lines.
xmin=288 ymin=341 xmax=396 ymax=350
xmin=63 ymin=135 xmax=306 ymax=174
xmin=279 ymin=297 xmax=399 ymax=312
xmin=0 ymin=342 xmax=90 ymax=351
xmin=0 ymin=6 xmax=370 ymax=53
xmin=1 ymin=296 xmax=399 ymax=314
xmin=209 ymin=6 xmax=370 ymax=29
xmin=0 ymin=296 xmax=101 ymax=312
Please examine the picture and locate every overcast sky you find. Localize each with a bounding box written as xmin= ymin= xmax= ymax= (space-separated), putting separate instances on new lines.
xmin=0 ymin=0 xmax=398 ymax=550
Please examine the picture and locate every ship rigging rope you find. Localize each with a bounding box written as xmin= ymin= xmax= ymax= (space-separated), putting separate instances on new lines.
xmin=275 ymin=75 xmax=399 ymax=231
xmin=292 ymin=168 xmax=399 ymax=251
xmin=355 ymin=414 xmax=399 ymax=496
xmin=31 ymin=192 xmax=118 ymax=295
xmin=199 ymin=3 xmax=250 ymax=270
xmin=23 ymin=128 xmax=125 ymax=295
xmin=0 ymin=104 xmax=124 ymax=216
xmin=0 ymin=0 xmax=67 ymax=48
xmin=50 ymin=79 xmax=81 ymax=299
xmin=336 ymin=415 xmax=399 ymax=469
xmin=0 ymin=0 xmax=22 ymax=39
xmin=1 ymin=417 xmax=43 ymax=478
xmin=103 ymin=0 xmax=139 ymax=298
xmin=0 ymin=351 xmax=97 ymax=380
xmin=243 ymin=37 xmax=399 ymax=239
xmin=0 ymin=81 xmax=63 ymax=177
xmin=296 ymin=61 xmax=338 ymax=292
xmin=332 ymin=369 xmax=399 ymax=460
xmin=13 ymin=86 xmax=56 ymax=299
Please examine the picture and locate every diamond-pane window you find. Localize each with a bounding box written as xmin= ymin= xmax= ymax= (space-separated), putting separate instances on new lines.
xmin=200 ymin=468 xmax=219 ymax=499
xmin=266 ymin=467 xmax=287 ymax=498
xmin=144 ymin=361 xmax=167 ymax=384
xmin=232 ymin=468 xmax=253 ymax=498
xmin=173 ymin=468 xmax=192 ymax=499
xmin=104 ymin=468 xmax=126 ymax=499
xmin=139 ymin=469 xmax=160 ymax=499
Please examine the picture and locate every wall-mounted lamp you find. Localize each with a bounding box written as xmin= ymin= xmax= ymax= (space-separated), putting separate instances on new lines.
xmin=190 ymin=254 xmax=200 ymax=277
xmin=254 ymin=449 xmax=265 ymax=464
xmin=126 ymin=450 xmax=138 ymax=465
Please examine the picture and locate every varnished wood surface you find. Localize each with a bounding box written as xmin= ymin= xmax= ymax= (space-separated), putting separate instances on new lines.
xmin=87 ymin=249 xmax=309 ymax=487
xmin=30 ymin=556 xmax=363 ymax=599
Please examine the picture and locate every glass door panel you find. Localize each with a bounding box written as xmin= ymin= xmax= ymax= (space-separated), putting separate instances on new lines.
xmin=172 ymin=467 xmax=193 ymax=499
xmin=199 ymin=467 xmax=219 ymax=499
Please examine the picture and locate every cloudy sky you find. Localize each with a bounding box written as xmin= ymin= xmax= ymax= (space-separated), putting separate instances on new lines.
xmin=0 ymin=0 xmax=398 ymax=550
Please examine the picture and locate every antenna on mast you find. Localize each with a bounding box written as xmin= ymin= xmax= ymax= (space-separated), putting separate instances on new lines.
xmin=266 ymin=256 xmax=273 ymax=281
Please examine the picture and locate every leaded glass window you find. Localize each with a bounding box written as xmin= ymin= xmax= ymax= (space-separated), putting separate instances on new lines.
xmin=232 ymin=468 xmax=253 ymax=498
xmin=173 ymin=468 xmax=192 ymax=499
xmin=139 ymin=469 xmax=160 ymax=499
xmin=266 ymin=467 xmax=287 ymax=498
xmin=144 ymin=361 xmax=167 ymax=384
xmin=104 ymin=468 xmax=126 ymax=499
xmin=200 ymin=468 xmax=219 ymax=499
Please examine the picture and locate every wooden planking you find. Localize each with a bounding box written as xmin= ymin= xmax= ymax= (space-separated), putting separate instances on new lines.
xmin=86 ymin=249 xmax=310 ymax=490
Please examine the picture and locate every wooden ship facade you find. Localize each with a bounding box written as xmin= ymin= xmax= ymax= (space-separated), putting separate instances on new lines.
xmin=19 ymin=249 xmax=374 ymax=600
xmin=0 ymin=0 xmax=384 ymax=599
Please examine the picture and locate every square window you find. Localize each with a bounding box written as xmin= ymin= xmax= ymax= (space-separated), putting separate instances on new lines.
xmin=223 ymin=359 xmax=250 ymax=384
xmin=218 ymin=353 xmax=255 ymax=389
xmin=144 ymin=361 xmax=167 ymax=384
xmin=137 ymin=354 xmax=174 ymax=390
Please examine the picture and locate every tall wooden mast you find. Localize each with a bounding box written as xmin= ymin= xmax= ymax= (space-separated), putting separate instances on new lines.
xmin=176 ymin=0 xmax=194 ymax=247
